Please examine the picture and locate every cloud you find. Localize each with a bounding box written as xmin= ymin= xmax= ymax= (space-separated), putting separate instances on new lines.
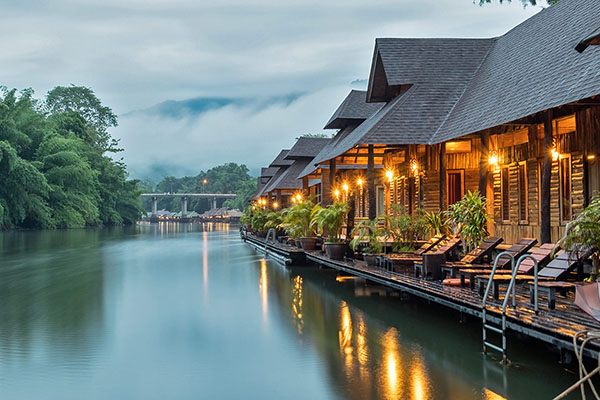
xmin=117 ymin=86 xmax=350 ymax=180
xmin=1 ymin=0 xmax=541 ymax=179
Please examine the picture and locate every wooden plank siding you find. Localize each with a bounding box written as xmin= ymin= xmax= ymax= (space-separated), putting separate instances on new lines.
xmin=377 ymin=107 xmax=600 ymax=245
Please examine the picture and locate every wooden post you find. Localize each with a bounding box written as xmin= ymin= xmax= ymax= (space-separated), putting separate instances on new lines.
xmin=368 ymin=145 xmax=376 ymax=220
xmin=439 ymin=144 xmax=447 ymax=211
xmin=346 ymin=195 xmax=356 ymax=240
xmin=479 ymin=130 xmax=490 ymax=197
xmin=321 ymin=168 xmax=331 ymax=206
xmin=302 ymin=176 xmax=309 ymax=197
xmin=275 ymin=189 xmax=282 ymax=207
xmin=541 ymin=110 xmax=553 ymax=244
xmin=329 ymin=158 xmax=337 ymax=202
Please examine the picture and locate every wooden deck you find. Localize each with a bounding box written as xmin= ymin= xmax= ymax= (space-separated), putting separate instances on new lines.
xmin=241 ymin=234 xmax=600 ymax=360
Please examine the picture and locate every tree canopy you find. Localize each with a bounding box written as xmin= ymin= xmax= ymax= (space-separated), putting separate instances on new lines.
xmin=0 ymin=86 xmax=142 ymax=229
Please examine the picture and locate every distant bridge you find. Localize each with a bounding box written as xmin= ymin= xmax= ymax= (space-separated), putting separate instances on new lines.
xmin=141 ymin=193 xmax=237 ymax=218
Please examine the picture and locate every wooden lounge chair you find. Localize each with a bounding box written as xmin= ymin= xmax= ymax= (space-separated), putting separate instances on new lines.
xmin=441 ymin=236 xmax=503 ymax=278
xmin=457 ymin=243 xmax=555 ymax=289
xmin=414 ymin=237 xmax=462 ymax=279
xmin=537 ymin=248 xmax=592 ymax=280
xmin=381 ymin=234 xmax=446 ymax=271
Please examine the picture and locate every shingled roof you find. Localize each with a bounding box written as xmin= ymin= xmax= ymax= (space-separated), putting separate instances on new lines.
xmin=324 ymin=90 xmax=384 ymax=129
xmin=285 ymin=137 xmax=331 ymax=160
xmin=269 ymin=150 xmax=294 ymax=167
xmin=263 ymin=159 xmax=310 ymax=193
xmin=319 ymin=0 xmax=600 ymax=161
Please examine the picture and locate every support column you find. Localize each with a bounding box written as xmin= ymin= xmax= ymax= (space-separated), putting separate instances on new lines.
xmin=368 ymin=145 xmax=376 ymax=220
xmin=275 ymin=189 xmax=282 ymax=207
xmin=439 ymin=144 xmax=447 ymax=211
xmin=321 ymin=168 xmax=332 ymax=206
xmin=302 ymin=176 xmax=309 ymax=196
xmin=541 ymin=111 xmax=553 ymax=244
xmin=151 ymin=196 xmax=158 ymax=217
xmin=329 ymin=158 xmax=337 ymax=201
xmin=212 ymin=197 xmax=217 ymax=210
xmin=479 ymin=130 xmax=490 ymax=198
xmin=181 ymin=196 xmax=188 ymax=218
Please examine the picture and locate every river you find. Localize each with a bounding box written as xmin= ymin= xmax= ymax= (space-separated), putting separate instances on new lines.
xmin=0 ymin=223 xmax=581 ymax=399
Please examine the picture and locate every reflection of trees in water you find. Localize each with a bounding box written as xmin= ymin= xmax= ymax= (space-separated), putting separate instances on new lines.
xmin=262 ymin=262 xmax=568 ymax=400
xmin=0 ymin=229 xmax=107 ymax=364
xmin=137 ymin=221 xmax=232 ymax=238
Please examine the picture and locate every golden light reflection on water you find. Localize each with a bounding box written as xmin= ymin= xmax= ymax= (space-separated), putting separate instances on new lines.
xmin=410 ymin=353 xmax=430 ymax=400
xmin=291 ymin=276 xmax=304 ymax=335
xmin=484 ymin=388 xmax=507 ymax=400
xmin=259 ymin=259 xmax=268 ymax=322
xmin=381 ymin=328 xmax=402 ymax=399
xmin=339 ymin=302 xmax=353 ymax=372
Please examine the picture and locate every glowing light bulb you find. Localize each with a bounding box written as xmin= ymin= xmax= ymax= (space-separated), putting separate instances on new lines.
xmin=342 ymin=183 xmax=349 ymax=192
xmin=385 ymin=170 xmax=394 ymax=182
xmin=357 ymin=178 xmax=363 ymax=186
xmin=334 ymin=189 xmax=340 ymax=199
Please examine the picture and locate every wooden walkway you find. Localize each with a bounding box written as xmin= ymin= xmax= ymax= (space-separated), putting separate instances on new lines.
xmin=241 ymin=234 xmax=600 ymax=360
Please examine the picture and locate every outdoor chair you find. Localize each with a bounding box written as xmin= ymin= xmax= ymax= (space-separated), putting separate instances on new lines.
xmin=414 ymin=237 xmax=462 ymax=279
xmin=381 ymin=234 xmax=446 ymax=271
xmin=441 ymin=236 xmax=503 ymax=278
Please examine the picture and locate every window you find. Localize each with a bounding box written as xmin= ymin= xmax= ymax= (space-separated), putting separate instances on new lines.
xmin=376 ymin=186 xmax=385 ymax=216
xmin=518 ymin=162 xmax=528 ymax=224
xmin=447 ymin=171 xmax=464 ymax=206
xmin=501 ymin=167 xmax=510 ymax=222
xmin=559 ymin=156 xmax=572 ymax=223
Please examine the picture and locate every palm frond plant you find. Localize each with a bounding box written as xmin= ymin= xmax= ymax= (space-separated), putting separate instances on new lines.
xmin=349 ymin=218 xmax=384 ymax=266
xmin=557 ymin=196 xmax=600 ymax=281
xmin=263 ymin=211 xmax=284 ymax=237
xmin=423 ymin=210 xmax=451 ymax=237
xmin=313 ymin=201 xmax=350 ymax=259
xmin=445 ymin=190 xmax=489 ymax=253
xmin=383 ymin=204 xmax=427 ymax=252
xmin=279 ymin=196 xmax=322 ymax=249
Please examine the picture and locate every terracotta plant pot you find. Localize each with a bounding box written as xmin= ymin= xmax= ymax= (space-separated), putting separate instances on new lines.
xmin=363 ymin=253 xmax=378 ymax=267
xmin=325 ymin=242 xmax=347 ymax=260
xmin=300 ymin=237 xmax=317 ymax=251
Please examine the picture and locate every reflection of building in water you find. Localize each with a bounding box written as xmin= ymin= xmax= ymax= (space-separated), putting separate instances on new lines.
xmin=260 ymin=259 xmax=268 ymax=322
xmin=339 ymin=301 xmax=353 ymax=373
xmin=291 ymin=276 xmax=304 ymax=335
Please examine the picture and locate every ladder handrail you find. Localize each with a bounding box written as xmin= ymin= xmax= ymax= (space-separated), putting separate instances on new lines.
xmin=505 ymin=254 xmax=540 ymax=313
xmin=482 ymin=251 xmax=515 ymax=309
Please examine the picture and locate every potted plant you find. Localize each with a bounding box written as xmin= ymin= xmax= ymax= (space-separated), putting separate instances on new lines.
xmin=313 ymin=201 xmax=350 ymax=260
xmin=422 ymin=210 xmax=451 ymax=237
xmin=263 ymin=211 xmax=284 ymax=239
xmin=279 ymin=197 xmax=322 ymax=250
xmin=558 ymin=195 xmax=600 ymax=281
xmin=445 ymin=190 xmax=489 ymax=253
xmin=349 ymin=218 xmax=384 ymax=266
xmin=383 ymin=205 xmax=427 ymax=252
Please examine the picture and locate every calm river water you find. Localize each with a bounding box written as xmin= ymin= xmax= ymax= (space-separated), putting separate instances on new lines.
xmin=0 ymin=223 xmax=582 ymax=399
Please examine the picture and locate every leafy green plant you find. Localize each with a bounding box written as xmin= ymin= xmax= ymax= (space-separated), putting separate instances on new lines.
xmin=279 ymin=196 xmax=322 ymax=239
xmin=263 ymin=211 xmax=283 ymax=231
xmin=349 ymin=218 xmax=384 ymax=254
xmin=423 ymin=210 xmax=451 ymax=237
xmin=313 ymin=201 xmax=350 ymax=243
xmin=383 ymin=205 xmax=427 ymax=251
xmin=557 ymin=196 xmax=600 ymax=280
xmin=445 ymin=190 xmax=489 ymax=253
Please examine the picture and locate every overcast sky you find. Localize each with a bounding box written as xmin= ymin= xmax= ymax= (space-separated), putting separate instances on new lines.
xmin=1 ymin=0 xmax=541 ymax=180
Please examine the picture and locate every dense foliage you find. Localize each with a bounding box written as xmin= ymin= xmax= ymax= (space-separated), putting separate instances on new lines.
xmin=558 ymin=196 xmax=600 ymax=279
xmin=279 ymin=197 xmax=322 ymax=239
xmin=0 ymin=86 xmax=142 ymax=229
xmin=149 ymin=163 xmax=257 ymax=213
xmin=383 ymin=205 xmax=428 ymax=251
xmin=445 ymin=190 xmax=489 ymax=253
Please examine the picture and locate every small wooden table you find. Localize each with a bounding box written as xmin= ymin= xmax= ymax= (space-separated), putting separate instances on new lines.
xmin=458 ymin=269 xmax=512 ymax=290
xmin=477 ymin=274 xmax=536 ymax=299
xmin=528 ymin=281 xmax=576 ymax=310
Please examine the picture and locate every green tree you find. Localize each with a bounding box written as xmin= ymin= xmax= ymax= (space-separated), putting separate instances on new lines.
xmin=45 ymin=86 xmax=120 ymax=152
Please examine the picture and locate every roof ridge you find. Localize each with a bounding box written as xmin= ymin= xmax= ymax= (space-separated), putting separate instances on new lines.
xmin=429 ymin=38 xmax=498 ymax=144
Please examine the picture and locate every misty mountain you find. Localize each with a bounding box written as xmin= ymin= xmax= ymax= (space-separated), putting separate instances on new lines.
xmin=121 ymin=93 xmax=303 ymax=119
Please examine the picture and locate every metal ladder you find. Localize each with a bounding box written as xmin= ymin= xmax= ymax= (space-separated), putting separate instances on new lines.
xmin=482 ymin=252 xmax=540 ymax=364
